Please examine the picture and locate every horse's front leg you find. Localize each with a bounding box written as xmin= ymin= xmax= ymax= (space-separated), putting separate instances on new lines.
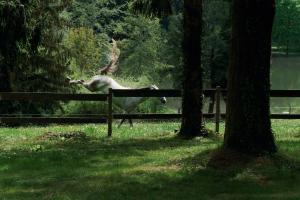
xmin=118 ymin=118 xmax=126 ymax=128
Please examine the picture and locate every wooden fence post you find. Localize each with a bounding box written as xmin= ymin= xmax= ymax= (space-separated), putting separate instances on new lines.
xmin=108 ymin=88 xmax=113 ymax=137
xmin=215 ymin=86 xmax=221 ymax=133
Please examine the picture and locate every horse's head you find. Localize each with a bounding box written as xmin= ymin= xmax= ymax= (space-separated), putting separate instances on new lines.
xmin=150 ymin=85 xmax=167 ymax=104
xmin=67 ymin=77 xmax=86 ymax=85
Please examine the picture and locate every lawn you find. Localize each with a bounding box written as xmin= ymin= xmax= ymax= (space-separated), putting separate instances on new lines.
xmin=0 ymin=120 xmax=299 ymax=200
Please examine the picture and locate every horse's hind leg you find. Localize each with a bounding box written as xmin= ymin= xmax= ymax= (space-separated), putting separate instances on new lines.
xmin=118 ymin=118 xmax=126 ymax=128
xmin=208 ymin=95 xmax=215 ymax=113
xmin=129 ymin=119 xmax=133 ymax=128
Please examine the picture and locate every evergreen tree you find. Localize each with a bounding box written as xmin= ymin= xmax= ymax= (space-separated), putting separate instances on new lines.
xmin=0 ymin=0 xmax=72 ymax=115
xmin=272 ymin=0 xmax=300 ymax=54
xmin=132 ymin=0 xmax=205 ymax=137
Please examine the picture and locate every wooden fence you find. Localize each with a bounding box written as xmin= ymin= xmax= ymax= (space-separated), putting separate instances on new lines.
xmin=1 ymin=89 xmax=300 ymax=136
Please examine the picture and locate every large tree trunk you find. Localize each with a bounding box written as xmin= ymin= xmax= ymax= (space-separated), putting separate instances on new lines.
xmin=0 ymin=64 xmax=14 ymax=115
xmin=208 ymin=48 xmax=216 ymax=113
xmin=224 ymin=0 xmax=277 ymax=154
xmin=0 ymin=65 xmax=11 ymax=92
xmin=179 ymin=0 xmax=204 ymax=138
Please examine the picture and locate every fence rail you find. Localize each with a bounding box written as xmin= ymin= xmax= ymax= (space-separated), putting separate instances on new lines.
xmin=1 ymin=89 xmax=300 ymax=136
xmin=0 ymin=116 xmax=107 ymax=124
xmin=112 ymin=89 xmax=182 ymax=97
xmin=270 ymin=90 xmax=300 ymax=97
xmin=0 ymin=92 xmax=108 ymax=101
xmin=113 ymin=113 xmax=220 ymax=120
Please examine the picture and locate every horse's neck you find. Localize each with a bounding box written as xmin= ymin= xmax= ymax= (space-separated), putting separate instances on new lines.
xmin=112 ymin=85 xmax=150 ymax=112
xmin=109 ymin=84 xmax=153 ymax=113
xmin=115 ymin=96 xmax=147 ymax=113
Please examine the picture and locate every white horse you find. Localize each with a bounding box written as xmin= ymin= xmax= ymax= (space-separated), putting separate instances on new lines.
xmin=69 ymin=75 xmax=167 ymax=127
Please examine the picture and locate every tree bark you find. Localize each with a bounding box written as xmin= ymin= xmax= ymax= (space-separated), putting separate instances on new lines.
xmin=224 ymin=0 xmax=277 ymax=154
xmin=208 ymin=48 xmax=216 ymax=113
xmin=179 ymin=0 xmax=204 ymax=138
xmin=0 ymin=65 xmax=11 ymax=92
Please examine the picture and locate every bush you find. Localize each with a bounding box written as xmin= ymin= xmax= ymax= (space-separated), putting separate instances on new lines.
xmin=59 ymin=101 xmax=108 ymax=116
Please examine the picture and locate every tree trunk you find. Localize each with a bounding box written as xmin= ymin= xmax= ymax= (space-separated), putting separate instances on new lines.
xmin=0 ymin=65 xmax=11 ymax=92
xmin=179 ymin=0 xmax=204 ymax=138
xmin=224 ymin=0 xmax=277 ymax=154
xmin=0 ymin=64 xmax=14 ymax=115
xmin=208 ymin=48 xmax=215 ymax=113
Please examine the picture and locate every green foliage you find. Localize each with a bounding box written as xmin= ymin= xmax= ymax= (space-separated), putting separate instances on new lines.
xmin=64 ymin=27 xmax=109 ymax=77
xmin=273 ymin=0 xmax=300 ymax=54
xmin=202 ymin=0 xmax=230 ymax=87
xmin=157 ymin=0 xmax=231 ymax=88
xmin=60 ymin=101 xmax=108 ymax=115
xmin=118 ymin=16 xmax=172 ymax=82
xmin=130 ymin=0 xmax=172 ymax=17
xmin=0 ymin=0 xmax=72 ymax=114
xmin=162 ymin=14 xmax=184 ymax=89
xmin=23 ymin=0 xmax=72 ymax=92
xmin=69 ymin=0 xmax=130 ymax=37
xmin=68 ymin=0 xmax=175 ymax=87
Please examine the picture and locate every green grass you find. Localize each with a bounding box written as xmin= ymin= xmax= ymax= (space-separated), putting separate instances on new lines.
xmin=0 ymin=120 xmax=300 ymax=200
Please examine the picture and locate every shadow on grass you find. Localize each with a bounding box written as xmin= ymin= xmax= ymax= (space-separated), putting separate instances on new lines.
xmin=0 ymin=132 xmax=300 ymax=200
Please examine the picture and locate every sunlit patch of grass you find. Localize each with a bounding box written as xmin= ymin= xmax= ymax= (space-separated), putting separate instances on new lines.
xmin=0 ymin=120 xmax=299 ymax=199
